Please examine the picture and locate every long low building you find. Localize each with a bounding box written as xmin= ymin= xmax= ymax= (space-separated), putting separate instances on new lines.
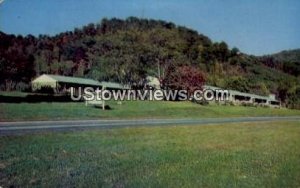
xmin=203 ymin=85 xmax=280 ymax=107
xmin=31 ymin=74 xmax=130 ymax=93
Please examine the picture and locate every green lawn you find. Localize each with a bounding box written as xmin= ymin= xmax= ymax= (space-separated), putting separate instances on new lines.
xmin=1 ymin=100 xmax=300 ymax=121
xmin=0 ymin=121 xmax=299 ymax=187
xmin=0 ymin=91 xmax=29 ymax=97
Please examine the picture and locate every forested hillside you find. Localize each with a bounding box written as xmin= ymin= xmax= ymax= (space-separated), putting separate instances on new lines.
xmin=0 ymin=17 xmax=299 ymax=108
xmin=260 ymin=49 xmax=300 ymax=77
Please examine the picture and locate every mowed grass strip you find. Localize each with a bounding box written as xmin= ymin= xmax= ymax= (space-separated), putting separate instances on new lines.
xmin=0 ymin=121 xmax=299 ymax=187
xmin=1 ymin=101 xmax=300 ymax=121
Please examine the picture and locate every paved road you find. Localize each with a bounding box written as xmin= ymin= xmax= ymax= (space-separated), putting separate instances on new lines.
xmin=0 ymin=116 xmax=300 ymax=136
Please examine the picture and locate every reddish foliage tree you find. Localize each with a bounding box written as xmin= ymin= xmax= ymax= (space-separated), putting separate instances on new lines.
xmin=162 ymin=65 xmax=206 ymax=95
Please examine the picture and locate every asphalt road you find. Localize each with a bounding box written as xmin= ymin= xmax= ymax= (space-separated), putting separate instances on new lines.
xmin=0 ymin=116 xmax=300 ymax=136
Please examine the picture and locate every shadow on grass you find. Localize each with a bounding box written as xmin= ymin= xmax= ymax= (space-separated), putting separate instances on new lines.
xmin=94 ymin=105 xmax=112 ymax=110
xmin=0 ymin=94 xmax=76 ymax=103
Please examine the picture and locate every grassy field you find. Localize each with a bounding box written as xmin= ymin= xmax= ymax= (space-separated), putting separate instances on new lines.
xmin=1 ymin=100 xmax=300 ymax=121
xmin=0 ymin=121 xmax=299 ymax=187
xmin=1 ymin=91 xmax=300 ymax=121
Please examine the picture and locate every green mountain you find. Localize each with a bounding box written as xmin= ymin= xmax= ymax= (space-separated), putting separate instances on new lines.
xmin=0 ymin=17 xmax=299 ymax=108
xmin=271 ymin=49 xmax=300 ymax=63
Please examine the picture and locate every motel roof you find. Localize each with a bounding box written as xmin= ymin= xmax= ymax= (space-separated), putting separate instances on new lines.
xmin=32 ymin=74 xmax=131 ymax=89
xmin=204 ymin=85 xmax=279 ymax=102
xmin=32 ymin=74 xmax=102 ymax=86
xmin=101 ymin=81 xmax=131 ymax=89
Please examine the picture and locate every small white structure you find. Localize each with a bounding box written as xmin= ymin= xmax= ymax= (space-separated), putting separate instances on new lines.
xmin=145 ymin=76 xmax=161 ymax=89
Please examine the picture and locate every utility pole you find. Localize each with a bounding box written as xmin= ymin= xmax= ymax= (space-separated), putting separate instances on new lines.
xmin=102 ymin=86 xmax=105 ymax=110
xmin=157 ymin=59 xmax=161 ymax=80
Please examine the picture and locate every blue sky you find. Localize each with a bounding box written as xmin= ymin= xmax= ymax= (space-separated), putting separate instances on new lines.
xmin=0 ymin=0 xmax=299 ymax=55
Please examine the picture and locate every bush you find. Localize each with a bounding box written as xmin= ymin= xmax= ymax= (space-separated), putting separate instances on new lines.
xmin=15 ymin=82 xmax=30 ymax=92
xmin=192 ymin=98 xmax=209 ymax=105
xmin=36 ymin=86 xmax=55 ymax=94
